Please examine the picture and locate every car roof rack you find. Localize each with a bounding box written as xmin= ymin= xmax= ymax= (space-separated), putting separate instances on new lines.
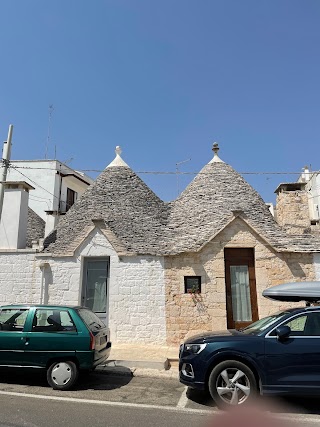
xmin=262 ymin=281 xmax=320 ymax=304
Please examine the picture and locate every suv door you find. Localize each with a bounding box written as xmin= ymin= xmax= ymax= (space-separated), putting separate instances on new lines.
xmin=264 ymin=311 xmax=320 ymax=392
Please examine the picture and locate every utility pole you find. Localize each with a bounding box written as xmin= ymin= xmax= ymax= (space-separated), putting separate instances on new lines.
xmin=45 ymin=104 xmax=54 ymax=159
xmin=0 ymin=124 xmax=13 ymax=223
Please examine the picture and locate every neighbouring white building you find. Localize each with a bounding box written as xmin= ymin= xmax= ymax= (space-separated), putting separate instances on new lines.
xmin=6 ymin=160 xmax=93 ymax=237
xmin=299 ymin=166 xmax=320 ymax=228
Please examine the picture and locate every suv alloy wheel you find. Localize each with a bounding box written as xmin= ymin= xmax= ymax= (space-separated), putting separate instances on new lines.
xmin=208 ymin=360 xmax=257 ymax=408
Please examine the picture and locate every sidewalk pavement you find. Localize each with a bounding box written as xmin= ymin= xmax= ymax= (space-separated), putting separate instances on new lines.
xmin=96 ymin=343 xmax=180 ymax=379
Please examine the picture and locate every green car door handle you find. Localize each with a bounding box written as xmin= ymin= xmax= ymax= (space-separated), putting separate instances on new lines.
xmin=21 ymin=337 xmax=29 ymax=345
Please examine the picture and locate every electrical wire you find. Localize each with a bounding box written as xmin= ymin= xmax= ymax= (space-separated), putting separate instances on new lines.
xmin=2 ymin=162 xmax=320 ymax=203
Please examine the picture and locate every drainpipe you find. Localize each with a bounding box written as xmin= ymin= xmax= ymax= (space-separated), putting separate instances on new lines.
xmin=0 ymin=125 xmax=13 ymax=223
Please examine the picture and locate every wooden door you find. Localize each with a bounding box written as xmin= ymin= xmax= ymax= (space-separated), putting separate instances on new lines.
xmin=224 ymin=248 xmax=258 ymax=330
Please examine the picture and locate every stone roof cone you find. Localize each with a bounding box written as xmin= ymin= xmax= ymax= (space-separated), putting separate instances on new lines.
xmin=44 ymin=147 xmax=168 ymax=255
xmin=167 ymin=143 xmax=292 ymax=252
xmin=44 ymin=143 xmax=320 ymax=256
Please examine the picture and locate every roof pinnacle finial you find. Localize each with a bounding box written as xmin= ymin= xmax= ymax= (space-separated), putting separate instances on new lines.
xmin=209 ymin=141 xmax=224 ymax=164
xmin=212 ymin=142 xmax=219 ymax=156
xmin=106 ymin=145 xmax=129 ymax=168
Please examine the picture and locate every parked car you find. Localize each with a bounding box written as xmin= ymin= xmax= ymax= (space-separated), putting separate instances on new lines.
xmin=0 ymin=304 xmax=111 ymax=390
xmin=179 ymin=281 xmax=320 ymax=408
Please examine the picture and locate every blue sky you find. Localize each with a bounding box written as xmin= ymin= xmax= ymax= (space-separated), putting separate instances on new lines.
xmin=1 ymin=0 xmax=320 ymax=203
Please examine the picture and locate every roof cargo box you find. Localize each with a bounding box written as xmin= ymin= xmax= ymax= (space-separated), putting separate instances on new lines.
xmin=262 ymin=281 xmax=320 ymax=303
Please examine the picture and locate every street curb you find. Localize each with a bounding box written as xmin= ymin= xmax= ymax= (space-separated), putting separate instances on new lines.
xmin=105 ymin=358 xmax=169 ymax=370
xmin=96 ymin=365 xmax=179 ymax=380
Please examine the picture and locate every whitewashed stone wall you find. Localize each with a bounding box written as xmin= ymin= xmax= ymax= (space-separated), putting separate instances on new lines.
xmin=37 ymin=228 xmax=166 ymax=344
xmin=0 ymin=251 xmax=41 ymax=304
xmin=0 ymin=229 xmax=166 ymax=344
xmin=112 ymin=255 xmax=166 ymax=344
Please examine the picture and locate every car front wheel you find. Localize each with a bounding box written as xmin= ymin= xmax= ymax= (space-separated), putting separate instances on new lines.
xmin=208 ymin=360 xmax=257 ymax=409
xmin=47 ymin=361 xmax=79 ymax=390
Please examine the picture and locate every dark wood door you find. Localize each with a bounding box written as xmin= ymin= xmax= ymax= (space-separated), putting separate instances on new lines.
xmin=224 ymin=248 xmax=258 ymax=330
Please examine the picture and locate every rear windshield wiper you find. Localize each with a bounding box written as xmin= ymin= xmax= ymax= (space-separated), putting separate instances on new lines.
xmin=89 ymin=321 xmax=102 ymax=329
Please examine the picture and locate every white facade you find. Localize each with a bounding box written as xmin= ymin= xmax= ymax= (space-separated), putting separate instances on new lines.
xmin=0 ymin=182 xmax=31 ymax=249
xmin=32 ymin=228 xmax=166 ymax=344
xmin=307 ymin=172 xmax=320 ymax=221
xmin=299 ymin=167 xmax=320 ymax=222
xmin=0 ymin=250 xmax=41 ymax=304
xmin=7 ymin=160 xmax=93 ymax=235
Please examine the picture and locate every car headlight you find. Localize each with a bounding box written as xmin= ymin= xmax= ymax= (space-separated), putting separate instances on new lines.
xmin=184 ymin=343 xmax=207 ymax=354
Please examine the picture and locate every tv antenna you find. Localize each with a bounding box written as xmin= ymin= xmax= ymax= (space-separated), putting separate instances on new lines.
xmin=45 ymin=104 xmax=54 ymax=159
xmin=176 ymin=158 xmax=191 ymax=196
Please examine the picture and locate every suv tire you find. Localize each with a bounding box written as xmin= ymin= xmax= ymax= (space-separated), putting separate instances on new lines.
xmin=208 ymin=360 xmax=257 ymax=409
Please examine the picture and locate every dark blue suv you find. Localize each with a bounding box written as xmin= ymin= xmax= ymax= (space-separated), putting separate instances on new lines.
xmin=179 ymin=281 xmax=320 ymax=408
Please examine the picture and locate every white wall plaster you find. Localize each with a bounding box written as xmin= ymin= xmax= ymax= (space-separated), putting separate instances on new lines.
xmin=0 ymin=229 xmax=166 ymax=344
xmin=0 ymin=252 xmax=41 ymax=304
xmin=37 ymin=229 xmax=166 ymax=344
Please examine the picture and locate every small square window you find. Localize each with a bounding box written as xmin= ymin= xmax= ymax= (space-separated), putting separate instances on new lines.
xmin=184 ymin=276 xmax=201 ymax=294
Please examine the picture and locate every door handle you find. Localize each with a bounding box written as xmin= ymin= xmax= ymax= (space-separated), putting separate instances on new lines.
xmin=21 ymin=336 xmax=30 ymax=346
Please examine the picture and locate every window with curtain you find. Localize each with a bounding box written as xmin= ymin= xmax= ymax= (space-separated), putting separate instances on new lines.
xmin=230 ymin=265 xmax=252 ymax=322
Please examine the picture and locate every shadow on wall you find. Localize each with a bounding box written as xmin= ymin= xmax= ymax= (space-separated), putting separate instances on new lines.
xmin=43 ymin=267 xmax=53 ymax=304
xmin=284 ymin=254 xmax=311 ymax=279
xmin=315 ymin=254 xmax=320 ymax=280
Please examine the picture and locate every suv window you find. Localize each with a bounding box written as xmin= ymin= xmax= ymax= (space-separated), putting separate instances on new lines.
xmin=0 ymin=308 xmax=29 ymax=331
xmin=32 ymin=309 xmax=77 ymax=332
xmin=269 ymin=312 xmax=320 ymax=337
xmin=286 ymin=315 xmax=307 ymax=333
xmin=285 ymin=312 xmax=320 ymax=336
xmin=77 ymin=308 xmax=106 ymax=331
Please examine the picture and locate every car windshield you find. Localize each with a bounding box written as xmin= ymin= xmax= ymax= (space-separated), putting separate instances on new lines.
xmin=240 ymin=310 xmax=292 ymax=335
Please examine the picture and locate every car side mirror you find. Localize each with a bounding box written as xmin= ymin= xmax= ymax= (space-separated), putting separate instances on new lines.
xmin=275 ymin=325 xmax=291 ymax=341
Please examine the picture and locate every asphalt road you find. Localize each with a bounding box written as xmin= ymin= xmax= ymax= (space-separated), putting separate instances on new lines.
xmin=0 ymin=368 xmax=319 ymax=427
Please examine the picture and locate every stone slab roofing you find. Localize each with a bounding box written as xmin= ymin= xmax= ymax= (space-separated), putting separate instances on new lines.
xmin=26 ymin=207 xmax=45 ymax=248
xmin=43 ymin=152 xmax=169 ymax=255
xmin=167 ymin=160 xmax=320 ymax=253
xmin=44 ymin=145 xmax=320 ymax=256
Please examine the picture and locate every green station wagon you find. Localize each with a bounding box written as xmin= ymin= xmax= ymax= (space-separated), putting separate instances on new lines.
xmin=0 ymin=304 xmax=111 ymax=390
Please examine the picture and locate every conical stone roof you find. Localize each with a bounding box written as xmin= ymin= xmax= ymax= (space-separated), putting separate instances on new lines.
xmin=44 ymin=144 xmax=320 ymax=256
xmin=44 ymin=148 xmax=168 ymax=255
xmin=167 ymin=161 xmax=283 ymax=252
xmin=166 ymin=144 xmax=320 ymax=253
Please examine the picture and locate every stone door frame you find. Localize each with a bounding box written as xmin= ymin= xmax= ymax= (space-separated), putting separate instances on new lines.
xmin=224 ymin=248 xmax=258 ymax=330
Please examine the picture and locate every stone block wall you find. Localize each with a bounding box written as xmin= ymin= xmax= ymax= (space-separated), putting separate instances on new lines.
xmin=0 ymin=229 xmax=166 ymax=345
xmin=37 ymin=229 xmax=166 ymax=344
xmin=164 ymin=218 xmax=315 ymax=345
xmin=0 ymin=251 xmax=41 ymax=304
xmin=276 ymin=191 xmax=310 ymax=234
xmin=112 ymin=255 xmax=166 ymax=344
xmin=315 ymin=254 xmax=320 ymax=280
